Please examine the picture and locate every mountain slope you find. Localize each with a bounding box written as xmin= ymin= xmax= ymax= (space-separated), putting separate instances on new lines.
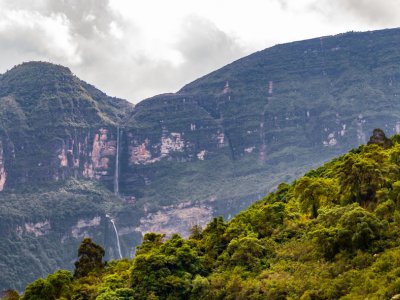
xmin=0 ymin=179 xmax=132 ymax=292
xmin=0 ymin=62 xmax=137 ymax=291
xmin=0 ymin=61 xmax=131 ymax=128
xmin=0 ymin=62 xmax=133 ymax=190
xmin=122 ymin=27 xmax=400 ymax=224
xmin=18 ymin=131 xmax=400 ymax=299
xmin=3 ymin=28 xmax=400 ymax=291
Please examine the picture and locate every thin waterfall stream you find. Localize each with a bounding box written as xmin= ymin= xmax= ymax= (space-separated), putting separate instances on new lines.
xmin=114 ymin=126 xmax=120 ymax=196
xmin=106 ymin=214 xmax=123 ymax=259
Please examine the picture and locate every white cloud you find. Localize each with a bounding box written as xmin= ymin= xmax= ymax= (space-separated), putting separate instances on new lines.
xmin=0 ymin=9 xmax=80 ymax=65
xmin=0 ymin=0 xmax=398 ymax=103
xmin=312 ymin=0 xmax=400 ymax=26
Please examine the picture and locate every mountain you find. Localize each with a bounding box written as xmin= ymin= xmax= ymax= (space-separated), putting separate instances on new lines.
xmin=17 ymin=130 xmax=400 ymax=299
xmin=0 ymin=61 xmax=132 ymax=190
xmin=3 ymin=27 xmax=400 ymax=290
xmin=0 ymin=62 xmax=138 ymax=291
xmin=123 ymin=27 xmax=400 ymax=216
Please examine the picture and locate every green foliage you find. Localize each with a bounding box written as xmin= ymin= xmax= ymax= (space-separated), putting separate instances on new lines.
xmin=22 ymin=271 xmax=72 ymax=300
xmin=130 ymin=234 xmax=203 ymax=299
xmin=7 ymin=28 xmax=400 ymax=292
xmin=47 ymin=270 xmax=73 ymax=298
xmin=294 ymin=176 xmax=338 ymax=217
xmin=135 ymin=233 xmax=165 ymax=256
xmin=23 ymin=278 xmax=55 ymax=300
xmin=336 ymin=149 xmax=386 ymax=205
xmin=226 ymin=235 xmax=272 ymax=270
xmin=74 ymin=238 xmax=105 ymax=278
xmin=310 ymin=204 xmax=386 ymax=259
xmin=20 ymin=129 xmax=400 ymax=299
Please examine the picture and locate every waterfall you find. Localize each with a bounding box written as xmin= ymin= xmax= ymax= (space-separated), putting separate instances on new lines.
xmin=114 ymin=126 xmax=120 ymax=196
xmin=106 ymin=214 xmax=123 ymax=259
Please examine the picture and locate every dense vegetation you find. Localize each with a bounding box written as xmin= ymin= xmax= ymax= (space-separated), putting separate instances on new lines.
xmin=4 ymin=28 xmax=400 ymax=290
xmin=10 ymin=130 xmax=400 ymax=299
xmin=0 ymin=179 xmax=141 ymax=292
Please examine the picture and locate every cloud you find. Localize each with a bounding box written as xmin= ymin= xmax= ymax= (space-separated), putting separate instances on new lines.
xmin=175 ymin=16 xmax=245 ymax=80
xmin=0 ymin=9 xmax=79 ymax=66
xmin=0 ymin=0 xmax=397 ymax=103
xmin=0 ymin=0 xmax=137 ymax=97
xmin=0 ymin=0 xmax=245 ymax=102
xmin=310 ymin=0 xmax=400 ymax=26
xmin=91 ymin=15 xmax=245 ymax=102
xmin=276 ymin=0 xmax=289 ymax=10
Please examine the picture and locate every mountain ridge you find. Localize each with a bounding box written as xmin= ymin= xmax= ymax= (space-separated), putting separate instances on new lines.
xmin=3 ymin=27 xmax=400 ymax=290
xmin=0 ymin=61 xmax=133 ymax=128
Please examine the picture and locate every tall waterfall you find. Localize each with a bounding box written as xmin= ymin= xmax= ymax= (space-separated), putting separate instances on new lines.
xmin=114 ymin=126 xmax=120 ymax=196
xmin=106 ymin=214 xmax=123 ymax=259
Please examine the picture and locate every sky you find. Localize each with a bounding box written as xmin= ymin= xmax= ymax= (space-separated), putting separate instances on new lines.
xmin=0 ymin=0 xmax=399 ymax=103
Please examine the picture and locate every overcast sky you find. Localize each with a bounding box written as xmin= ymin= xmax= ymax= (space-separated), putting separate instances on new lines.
xmin=0 ymin=0 xmax=399 ymax=103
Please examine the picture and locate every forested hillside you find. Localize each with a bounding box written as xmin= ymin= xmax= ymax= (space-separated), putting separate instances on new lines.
xmin=4 ymin=27 xmax=400 ymax=291
xmin=11 ymin=129 xmax=400 ymax=300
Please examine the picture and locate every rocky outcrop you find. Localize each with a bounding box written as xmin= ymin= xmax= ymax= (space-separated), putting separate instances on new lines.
xmin=135 ymin=201 xmax=213 ymax=238
xmin=70 ymin=216 xmax=102 ymax=239
xmin=16 ymin=220 xmax=51 ymax=237
xmin=367 ymin=128 xmax=393 ymax=149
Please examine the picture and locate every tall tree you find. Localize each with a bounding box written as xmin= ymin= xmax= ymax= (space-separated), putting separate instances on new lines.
xmin=74 ymin=238 xmax=105 ymax=278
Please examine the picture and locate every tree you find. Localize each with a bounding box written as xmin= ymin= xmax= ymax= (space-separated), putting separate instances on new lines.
xmin=21 ymin=270 xmax=72 ymax=300
xmin=202 ymin=217 xmax=228 ymax=260
xmin=1 ymin=290 xmax=20 ymax=300
xmin=311 ymin=204 xmax=386 ymax=259
xmin=189 ymin=224 xmax=203 ymax=240
xmin=74 ymin=238 xmax=105 ymax=278
xmin=135 ymin=233 xmax=165 ymax=255
xmin=47 ymin=270 xmax=73 ymax=299
xmin=294 ymin=176 xmax=338 ymax=218
xmin=339 ymin=206 xmax=385 ymax=251
xmin=337 ymin=153 xmax=385 ymax=206
xmin=131 ymin=234 xmax=201 ymax=299
xmin=227 ymin=235 xmax=267 ymax=269
xmin=22 ymin=278 xmax=55 ymax=300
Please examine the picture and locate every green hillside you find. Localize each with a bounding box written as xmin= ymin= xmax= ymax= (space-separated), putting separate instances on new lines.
xmin=4 ymin=28 xmax=400 ymax=292
xmin=13 ymin=129 xmax=400 ymax=299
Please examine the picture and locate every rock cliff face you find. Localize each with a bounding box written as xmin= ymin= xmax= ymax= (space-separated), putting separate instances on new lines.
xmin=3 ymin=28 xmax=400 ymax=290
